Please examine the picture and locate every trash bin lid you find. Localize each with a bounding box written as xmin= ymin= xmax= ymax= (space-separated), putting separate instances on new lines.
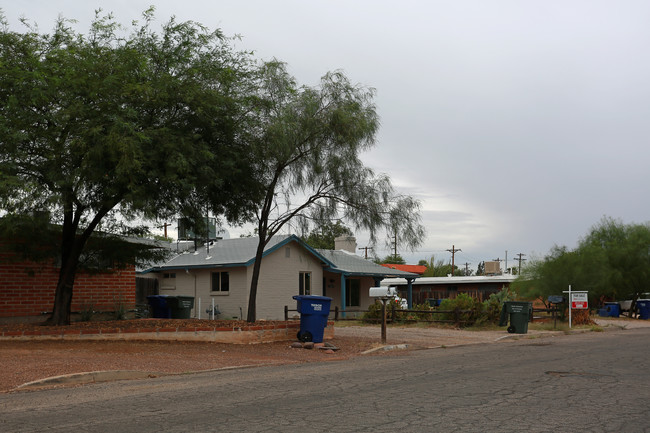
xmin=292 ymin=295 xmax=332 ymax=301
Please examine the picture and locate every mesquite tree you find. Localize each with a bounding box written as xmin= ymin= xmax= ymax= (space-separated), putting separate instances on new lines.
xmin=0 ymin=10 xmax=262 ymax=325
xmin=245 ymin=62 xmax=425 ymax=322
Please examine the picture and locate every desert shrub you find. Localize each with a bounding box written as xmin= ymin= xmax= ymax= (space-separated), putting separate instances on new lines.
xmin=412 ymin=302 xmax=435 ymax=321
xmin=484 ymin=287 xmax=517 ymax=323
xmin=565 ymin=308 xmax=594 ymax=325
xmin=79 ymin=303 xmax=95 ymax=322
xmin=113 ymin=296 xmax=127 ymax=320
xmin=439 ymin=293 xmax=484 ymax=326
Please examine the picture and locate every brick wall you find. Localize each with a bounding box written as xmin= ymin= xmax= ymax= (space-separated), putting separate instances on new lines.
xmin=0 ymin=251 xmax=135 ymax=319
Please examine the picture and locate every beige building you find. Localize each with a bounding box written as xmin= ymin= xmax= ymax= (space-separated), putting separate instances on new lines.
xmin=141 ymin=235 xmax=417 ymax=320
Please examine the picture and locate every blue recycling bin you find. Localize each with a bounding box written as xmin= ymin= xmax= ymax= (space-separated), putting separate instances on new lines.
xmin=637 ymin=300 xmax=650 ymax=320
xmin=293 ymin=295 xmax=332 ymax=343
xmin=598 ymin=302 xmax=620 ymax=318
xmin=147 ymin=295 xmax=172 ymax=318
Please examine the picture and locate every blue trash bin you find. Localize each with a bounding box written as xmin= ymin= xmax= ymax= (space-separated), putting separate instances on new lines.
xmin=637 ymin=300 xmax=650 ymax=320
xmin=147 ymin=295 xmax=172 ymax=319
xmin=599 ymin=302 xmax=620 ymax=318
xmin=293 ymin=295 xmax=332 ymax=343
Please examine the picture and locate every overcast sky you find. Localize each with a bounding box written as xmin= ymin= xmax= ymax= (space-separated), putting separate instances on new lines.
xmin=3 ymin=1 xmax=650 ymax=271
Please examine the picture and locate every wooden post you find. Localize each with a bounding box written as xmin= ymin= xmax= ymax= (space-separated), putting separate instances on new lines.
xmin=381 ymin=299 xmax=387 ymax=344
xmin=284 ymin=305 xmax=288 ymax=321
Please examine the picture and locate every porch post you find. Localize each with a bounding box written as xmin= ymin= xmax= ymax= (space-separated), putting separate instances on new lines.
xmin=406 ymin=277 xmax=415 ymax=309
xmin=340 ymin=273 xmax=347 ymax=318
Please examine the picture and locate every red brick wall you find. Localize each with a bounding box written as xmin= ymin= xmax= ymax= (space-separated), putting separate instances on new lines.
xmin=0 ymin=252 xmax=135 ymax=319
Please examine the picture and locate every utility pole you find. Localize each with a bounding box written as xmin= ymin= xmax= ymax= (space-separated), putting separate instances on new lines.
xmin=492 ymin=257 xmax=503 ymax=275
xmin=446 ymin=245 xmax=461 ymax=276
xmin=515 ymin=253 xmax=527 ymax=275
xmin=358 ymin=246 xmax=373 ymax=259
xmin=157 ymin=222 xmax=172 ymax=239
xmin=462 ymin=262 xmax=471 ymax=276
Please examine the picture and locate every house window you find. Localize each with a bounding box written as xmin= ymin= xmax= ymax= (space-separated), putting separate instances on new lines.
xmin=163 ymin=273 xmax=176 ymax=279
xmin=211 ymin=272 xmax=230 ymax=293
xmin=345 ymin=278 xmax=360 ymax=307
xmin=299 ymin=272 xmax=311 ymax=295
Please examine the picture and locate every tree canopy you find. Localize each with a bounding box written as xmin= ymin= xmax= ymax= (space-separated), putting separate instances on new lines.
xmin=0 ymin=10 xmax=264 ymax=324
xmin=245 ymin=62 xmax=425 ymax=321
xmin=514 ymin=217 xmax=650 ymax=307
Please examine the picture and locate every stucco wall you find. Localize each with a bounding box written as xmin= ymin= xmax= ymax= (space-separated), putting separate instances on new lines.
xmin=250 ymin=242 xmax=324 ymax=320
xmin=153 ymin=240 xmax=326 ymax=321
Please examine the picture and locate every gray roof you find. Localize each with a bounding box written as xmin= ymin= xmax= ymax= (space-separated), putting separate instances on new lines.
xmin=141 ymin=234 xmax=332 ymax=272
xmin=141 ymin=234 xmax=417 ymax=279
xmin=317 ymin=249 xmax=418 ymax=278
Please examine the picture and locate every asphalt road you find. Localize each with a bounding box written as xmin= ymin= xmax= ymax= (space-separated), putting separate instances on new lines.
xmin=1 ymin=328 xmax=649 ymax=432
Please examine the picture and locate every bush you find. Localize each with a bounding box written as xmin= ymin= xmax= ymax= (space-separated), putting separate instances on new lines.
xmin=484 ymin=287 xmax=517 ymax=324
xmin=362 ymin=300 xmax=392 ymax=322
xmin=412 ymin=303 xmax=435 ymax=321
xmin=439 ymin=293 xmax=484 ymax=326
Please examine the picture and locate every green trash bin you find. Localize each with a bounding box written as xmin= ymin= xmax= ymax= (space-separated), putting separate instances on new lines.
xmin=499 ymin=301 xmax=533 ymax=334
xmin=167 ymin=296 xmax=195 ymax=319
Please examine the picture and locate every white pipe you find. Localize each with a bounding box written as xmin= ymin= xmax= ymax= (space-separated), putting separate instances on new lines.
xmin=198 ymin=297 xmax=201 ymax=320
xmin=212 ymin=298 xmax=215 ymax=320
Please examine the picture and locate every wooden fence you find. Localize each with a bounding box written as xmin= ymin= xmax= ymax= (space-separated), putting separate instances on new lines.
xmin=284 ymin=304 xmax=474 ymax=325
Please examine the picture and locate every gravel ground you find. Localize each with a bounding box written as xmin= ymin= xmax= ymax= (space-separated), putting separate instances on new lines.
xmin=1 ymin=317 xmax=646 ymax=393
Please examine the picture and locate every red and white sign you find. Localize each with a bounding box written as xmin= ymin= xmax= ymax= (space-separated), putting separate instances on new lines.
xmin=571 ymin=292 xmax=588 ymax=309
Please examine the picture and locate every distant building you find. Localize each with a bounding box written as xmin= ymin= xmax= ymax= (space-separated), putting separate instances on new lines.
xmin=381 ymin=275 xmax=517 ymax=304
xmin=380 ymin=263 xmax=427 ymax=275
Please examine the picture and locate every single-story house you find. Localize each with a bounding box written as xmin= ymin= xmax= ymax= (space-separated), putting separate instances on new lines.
xmin=140 ymin=234 xmax=418 ymax=320
xmin=381 ymin=274 xmax=518 ymax=305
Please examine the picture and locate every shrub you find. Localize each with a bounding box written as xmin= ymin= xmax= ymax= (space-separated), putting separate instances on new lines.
xmin=439 ymin=293 xmax=484 ymax=326
xmin=362 ymin=300 xmax=388 ymax=322
xmin=484 ymin=287 xmax=517 ymax=323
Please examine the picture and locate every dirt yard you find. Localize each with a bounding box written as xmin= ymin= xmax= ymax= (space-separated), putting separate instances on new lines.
xmin=2 ymin=317 xmax=642 ymax=393
xmin=0 ymin=320 xmax=384 ymax=393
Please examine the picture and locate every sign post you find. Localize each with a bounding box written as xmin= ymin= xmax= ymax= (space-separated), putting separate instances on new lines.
xmin=563 ymin=285 xmax=588 ymax=328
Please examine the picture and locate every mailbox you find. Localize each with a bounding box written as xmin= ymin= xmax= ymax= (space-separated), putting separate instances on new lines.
xmin=369 ymin=286 xmax=397 ymax=298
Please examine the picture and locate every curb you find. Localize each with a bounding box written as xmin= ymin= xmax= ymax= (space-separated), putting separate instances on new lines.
xmin=13 ymin=362 xmax=286 ymax=392
xmin=15 ymin=370 xmax=168 ymax=391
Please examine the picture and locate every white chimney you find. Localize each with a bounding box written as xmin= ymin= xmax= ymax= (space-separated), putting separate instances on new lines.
xmin=334 ymin=236 xmax=357 ymax=253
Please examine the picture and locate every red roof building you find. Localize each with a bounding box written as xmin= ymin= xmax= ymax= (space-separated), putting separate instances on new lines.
xmin=380 ymin=264 xmax=427 ymax=275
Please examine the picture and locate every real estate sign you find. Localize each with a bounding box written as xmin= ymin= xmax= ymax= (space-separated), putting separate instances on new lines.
xmin=571 ymin=292 xmax=588 ymax=309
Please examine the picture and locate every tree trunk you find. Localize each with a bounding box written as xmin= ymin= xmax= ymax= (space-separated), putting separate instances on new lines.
xmin=43 ymin=204 xmax=109 ymax=326
xmin=246 ymin=237 xmax=268 ymax=323
xmin=44 ymin=237 xmax=82 ymax=326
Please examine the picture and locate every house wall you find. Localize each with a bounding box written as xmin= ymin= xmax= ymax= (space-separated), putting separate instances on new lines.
xmin=0 ymin=252 xmax=135 ymax=323
xmin=251 ymin=241 xmax=324 ymax=320
xmin=158 ymin=267 xmax=250 ymax=320
xmin=323 ymin=273 xmax=380 ymax=318
xmin=152 ymin=240 xmax=326 ymax=321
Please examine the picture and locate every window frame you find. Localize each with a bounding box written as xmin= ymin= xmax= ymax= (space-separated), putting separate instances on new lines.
xmin=345 ymin=278 xmax=361 ymax=307
xmin=299 ymin=271 xmax=311 ymax=296
xmin=211 ymin=271 xmax=230 ymax=293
